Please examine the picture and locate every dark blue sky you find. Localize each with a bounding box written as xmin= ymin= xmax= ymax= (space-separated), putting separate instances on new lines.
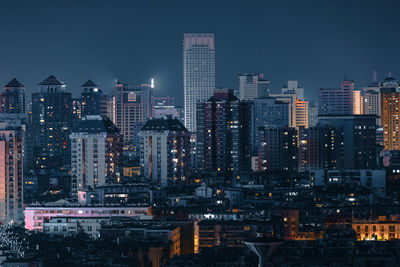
xmin=1 ymin=0 xmax=399 ymax=103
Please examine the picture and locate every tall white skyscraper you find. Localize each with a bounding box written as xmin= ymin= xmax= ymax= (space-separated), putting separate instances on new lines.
xmin=183 ymin=33 xmax=215 ymax=132
xmin=239 ymin=73 xmax=270 ymax=100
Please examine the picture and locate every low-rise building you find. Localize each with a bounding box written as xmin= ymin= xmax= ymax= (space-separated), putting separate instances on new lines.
xmin=43 ymin=216 xmax=108 ymax=239
xmin=353 ymin=215 xmax=400 ymax=241
xmin=310 ymin=169 xmax=386 ymax=197
xmin=24 ymin=200 xmax=153 ymax=231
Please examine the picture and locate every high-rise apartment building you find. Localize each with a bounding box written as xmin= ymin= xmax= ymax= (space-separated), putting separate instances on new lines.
xmin=239 ymin=73 xmax=270 ymax=100
xmin=139 ymin=117 xmax=190 ymax=187
xmin=81 ymin=80 xmax=108 ymax=118
xmin=298 ymin=125 xmax=344 ymax=171
xmin=183 ymin=33 xmax=215 ymax=132
xmin=319 ymin=79 xmax=354 ymax=115
xmin=318 ymin=115 xmax=377 ymax=169
xmin=251 ymin=97 xmax=289 ymax=153
xmin=70 ymin=116 xmax=122 ymax=198
xmin=258 ymin=126 xmax=298 ymax=175
xmin=299 ymin=115 xmax=378 ymax=171
xmin=1 ymin=78 xmax=26 ymax=114
xmin=380 ymin=73 xmax=400 ymax=150
xmin=196 ymin=89 xmax=251 ymax=174
xmin=31 ymin=75 xmax=72 ymax=171
xmin=0 ymin=119 xmax=24 ymax=223
xmin=295 ymin=98 xmax=309 ymax=128
xmin=114 ymin=81 xmax=153 ymax=148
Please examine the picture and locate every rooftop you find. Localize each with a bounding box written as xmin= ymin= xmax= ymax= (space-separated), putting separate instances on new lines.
xmin=141 ymin=117 xmax=187 ymax=132
xmin=27 ymin=198 xmax=150 ymax=208
xmin=72 ymin=116 xmax=119 ymax=134
xmin=4 ymin=78 xmax=24 ymax=88
xmin=39 ymin=75 xmax=65 ymax=86
xmin=82 ymin=79 xmax=98 ymax=87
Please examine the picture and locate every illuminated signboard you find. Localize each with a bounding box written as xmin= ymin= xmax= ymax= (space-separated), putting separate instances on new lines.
xmin=128 ymin=92 xmax=136 ymax=102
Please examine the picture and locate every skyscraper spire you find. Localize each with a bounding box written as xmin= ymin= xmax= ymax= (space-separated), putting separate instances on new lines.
xmin=373 ymin=70 xmax=377 ymax=83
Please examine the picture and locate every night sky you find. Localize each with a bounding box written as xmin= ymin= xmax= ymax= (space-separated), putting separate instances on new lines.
xmin=1 ymin=0 xmax=400 ymax=103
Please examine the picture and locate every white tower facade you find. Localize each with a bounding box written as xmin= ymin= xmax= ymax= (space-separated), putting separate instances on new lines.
xmin=183 ymin=33 xmax=215 ymax=132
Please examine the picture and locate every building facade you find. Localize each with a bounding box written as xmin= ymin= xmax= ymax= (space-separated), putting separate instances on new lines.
xmin=319 ymin=79 xmax=354 ymax=115
xmin=114 ymin=81 xmax=153 ymax=148
xmin=258 ymin=126 xmax=298 ymax=174
xmin=139 ymin=117 xmax=190 ymax=187
xmin=353 ymin=90 xmax=363 ymax=115
xmin=31 ymin=75 xmax=72 ymax=171
xmin=81 ymin=80 xmax=108 ymax=118
xmin=363 ymin=90 xmax=380 ymax=125
xmin=308 ymin=101 xmax=319 ymax=127
xmin=310 ymin=169 xmax=386 ymax=197
xmin=318 ymin=115 xmax=378 ymax=169
xmin=107 ymin=96 xmax=116 ymax=125
xmin=183 ymin=33 xmax=215 ymax=132
xmin=1 ymin=78 xmax=26 ymax=114
xmin=298 ymin=125 xmax=342 ymax=171
xmin=24 ymin=202 xmax=153 ymax=231
xmin=251 ymin=97 xmax=289 ymax=153
xmin=0 ymin=120 xmax=24 ymax=223
xmin=353 ymin=216 xmax=400 ymax=241
xmin=380 ymin=74 xmax=400 ymax=150
xmin=238 ymin=73 xmax=270 ymax=100
xmin=295 ymin=98 xmax=309 ymax=128
xmin=196 ymin=89 xmax=251 ymax=174
xmin=269 ymin=93 xmax=296 ymax=128
xmin=70 ymin=116 xmax=122 ymax=198
xmin=282 ymin=80 xmax=304 ymax=100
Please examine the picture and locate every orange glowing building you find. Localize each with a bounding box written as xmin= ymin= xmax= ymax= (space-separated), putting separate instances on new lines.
xmin=353 ymin=216 xmax=400 ymax=241
xmin=380 ymin=73 xmax=400 ymax=150
xmin=295 ymin=98 xmax=309 ymax=128
xmin=381 ymin=88 xmax=400 ymax=150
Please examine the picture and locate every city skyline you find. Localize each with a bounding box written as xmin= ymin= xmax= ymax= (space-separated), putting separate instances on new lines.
xmin=1 ymin=0 xmax=400 ymax=103
xmin=2 ymin=1 xmax=400 ymax=266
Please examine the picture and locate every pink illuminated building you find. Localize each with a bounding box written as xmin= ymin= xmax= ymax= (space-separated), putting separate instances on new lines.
xmin=24 ymin=200 xmax=153 ymax=231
